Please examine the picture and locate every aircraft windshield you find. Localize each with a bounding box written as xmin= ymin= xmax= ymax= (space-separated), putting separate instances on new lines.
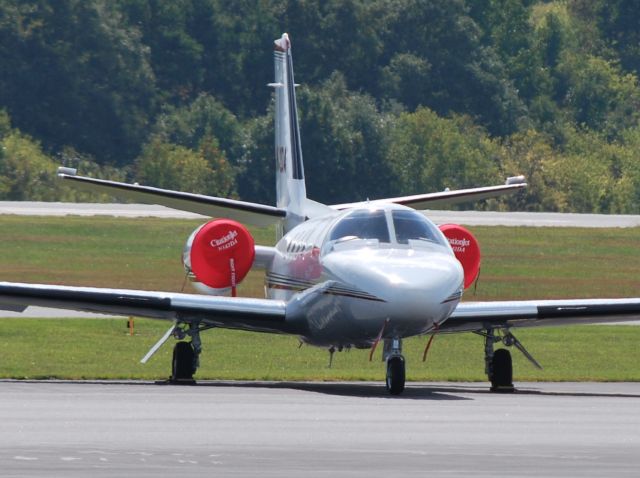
xmin=329 ymin=209 xmax=390 ymax=243
xmin=392 ymin=210 xmax=445 ymax=246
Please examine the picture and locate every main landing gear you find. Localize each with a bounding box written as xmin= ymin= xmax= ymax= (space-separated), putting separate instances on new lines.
xmin=383 ymin=337 xmax=405 ymax=395
xmin=479 ymin=327 xmax=542 ymax=393
xmin=172 ymin=342 xmax=196 ymax=382
xmin=169 ymin=321 xmax=211 ymax=384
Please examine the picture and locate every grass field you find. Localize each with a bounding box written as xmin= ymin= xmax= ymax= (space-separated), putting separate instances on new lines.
xmin=1 ymin=319 xmax=639 ymax=382
xmin=1 ymin=214 xmax=639 ymax=382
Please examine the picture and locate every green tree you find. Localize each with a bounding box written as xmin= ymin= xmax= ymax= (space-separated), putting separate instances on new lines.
xmin=388 ymin=107 xmax=502 ymax=201
xmin=201 ymin=0 xmax=281 ymax=116
xmin=615 ymin=127 xmax=640 ymax=213
xmin=558 ymin=55 xmax=640 ymax=135
xmin=117 ymin=0 xmax=207 ymax=104
xmin=152 ymin=94 xmax=242 ymax=162
xmin=0 ymin=0 xmax=156 ymax=164
xmin=380 ymin=53 xmax=432 ymax=111
xmin=554 ymin=127 xmax=640 ymax=213
xmin=0 ymin=130 xmax=58 ymax=200
xmin=377 ymin=0 xmax=526 ymax=135
xmin=134 ymin=138 xmax=234 ymax=197
xmin=596 ymin=0 xmax=640 ymax=75
xmin=239 ymin=73 xmax=396 ymax=205
xmin=198 ymin=135 xmax=237 ymax=198
xmin=281 ymin=0 xmax=383 ymax=93
xmin=296 ymin=74 xmax=395 ymax=203
xmin=500 ymin=129 xmax=564 ymax=212
xmin=237 ymin=112 xmax=274 ymax=205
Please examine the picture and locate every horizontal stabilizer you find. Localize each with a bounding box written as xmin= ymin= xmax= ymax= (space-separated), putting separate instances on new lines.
xmin=331 ymin=179 xmax=526 ymax=211
xmin=58 ymin=170 xmax=286 ymax=227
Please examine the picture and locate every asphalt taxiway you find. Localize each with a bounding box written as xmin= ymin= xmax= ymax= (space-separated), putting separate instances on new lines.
xmin=1 ymin=380 xmax=639 ymax=477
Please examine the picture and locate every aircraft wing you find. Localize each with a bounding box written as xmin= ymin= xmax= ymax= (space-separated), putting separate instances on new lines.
xmin=441 ymin=298 xmax=640 ymax=333
xmin=58 ymin=169 xmax=286 ymax=228
xmin=330 ymin=178 xmax=526 ymax=211
xmin=0 ymin=282 xmax=293 ymax=334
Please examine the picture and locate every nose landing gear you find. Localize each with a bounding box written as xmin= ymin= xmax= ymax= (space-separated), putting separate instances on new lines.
xmin=386 ymin=356 xmax=406 ymax=395
xmin=383 ymin=337 xmax=405 ymax=395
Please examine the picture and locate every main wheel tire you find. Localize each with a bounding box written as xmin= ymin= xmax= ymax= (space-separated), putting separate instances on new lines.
xmin=490 ymin=348 xmax=513 ymax=392
xmin=172 ymin=341 xmax=196 ymax=381
xmin=386 ymin=356 xmax=406 ymax=395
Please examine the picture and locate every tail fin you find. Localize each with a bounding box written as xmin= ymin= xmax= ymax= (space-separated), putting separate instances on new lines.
xmin=271 ymin=33 xmax=307 ymax=233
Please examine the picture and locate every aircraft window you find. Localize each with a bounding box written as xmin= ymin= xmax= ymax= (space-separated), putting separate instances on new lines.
xmin=329 ymin=209 xmax=390 ymax=243
xmin=392 ymin=210 xmax=444 ymax=245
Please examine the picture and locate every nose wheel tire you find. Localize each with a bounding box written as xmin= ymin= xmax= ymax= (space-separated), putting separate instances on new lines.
xmin=172 ymin=341 xmax=196 ymax=382
xmin=386 ymin=356 xmax=406 ymax=395
xmin=490 ymin=348 xmax=514 ymax=393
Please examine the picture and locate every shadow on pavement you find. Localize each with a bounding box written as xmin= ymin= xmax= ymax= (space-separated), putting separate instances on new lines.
xmin=3 ymin=379 xmax=640 ymax=399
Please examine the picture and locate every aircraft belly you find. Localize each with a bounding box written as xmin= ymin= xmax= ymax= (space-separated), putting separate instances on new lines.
xmin=304 ymin=294 xmax=386 ymax=346
xmin=287 ymin=288 xmax=451 ymax=348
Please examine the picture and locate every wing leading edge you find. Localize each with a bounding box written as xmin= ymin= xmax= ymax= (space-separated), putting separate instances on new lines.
xmin=0 ymin=282 xmax=293 ymax=334
xmin=58 ymin=170 xmax=286 ymax=228
xmin=443 ymin=298 xmax=640 ymax=333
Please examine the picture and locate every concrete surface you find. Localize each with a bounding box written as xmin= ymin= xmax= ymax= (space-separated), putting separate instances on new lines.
xmin=0 ymin=380 xmax=639 ymax=477
xmin=2 ymin=201 xmax=640 ymax=227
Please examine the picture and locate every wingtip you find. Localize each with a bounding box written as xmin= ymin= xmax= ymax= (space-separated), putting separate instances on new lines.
xmin=57 ymin=166 xmax=77 ymax=178
xmin=505 ymin=175 xmax=526 ymax=186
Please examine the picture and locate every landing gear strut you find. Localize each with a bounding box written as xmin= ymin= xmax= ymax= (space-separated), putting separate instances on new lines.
xmin=480 ymin=327 xmax=542 ymax=393
xmin=383 ymin=337 xmax=405 ymax=395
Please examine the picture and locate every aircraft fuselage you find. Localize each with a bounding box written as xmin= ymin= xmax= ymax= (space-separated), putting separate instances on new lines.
xmin=267 ymin=204 xmax=464 ymax=347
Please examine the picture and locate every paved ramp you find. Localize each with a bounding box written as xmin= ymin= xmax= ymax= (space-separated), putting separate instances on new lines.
xmin=1 ymin=381 xmax=639 ymax=477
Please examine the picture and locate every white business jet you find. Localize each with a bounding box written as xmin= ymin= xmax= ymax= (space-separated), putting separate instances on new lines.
xmin=2 ymin=34 xmax=639 ymax=394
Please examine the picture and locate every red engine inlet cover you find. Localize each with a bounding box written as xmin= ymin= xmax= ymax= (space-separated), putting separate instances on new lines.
xmin=438 ymin=224 xmax=481 ymax=289
xmin=189 ymin=219 xmax=255 ymax=289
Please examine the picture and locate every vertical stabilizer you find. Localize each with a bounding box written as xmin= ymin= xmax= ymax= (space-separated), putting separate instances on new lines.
xmin=271 ymin=33 xmax=307 ymax=234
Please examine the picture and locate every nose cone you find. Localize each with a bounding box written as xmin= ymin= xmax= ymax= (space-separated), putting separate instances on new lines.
xmin=324 ymin=247 xmax=463 ymax=330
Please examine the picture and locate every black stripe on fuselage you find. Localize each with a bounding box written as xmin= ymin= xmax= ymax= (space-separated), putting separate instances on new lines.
xmin=265 ymin=274 xmax=385 ymax=302
xmin=441 ymin=291 xmax=463 ymax=304
xmin=286 ymin=50 xmax=304 ymax=180
xmin=268 ymin=282 xmax=385 ymax=302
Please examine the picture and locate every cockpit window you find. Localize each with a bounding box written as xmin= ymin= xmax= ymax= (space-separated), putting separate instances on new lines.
xmin=392 ymin=210 xmax=444 ymax=245
xmin=329 ymin=209 xmax=390 ymax=243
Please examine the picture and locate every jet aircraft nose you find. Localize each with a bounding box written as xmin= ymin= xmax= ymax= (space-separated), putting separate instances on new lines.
xmin=323 ymin=246 xmax=464 ymax=332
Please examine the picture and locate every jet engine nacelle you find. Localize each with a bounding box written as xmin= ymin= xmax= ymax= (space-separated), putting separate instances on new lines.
xmin=183 ymin=219 xmax=255 ymax=294
xmin=438 ymin=224 xmax=481 ymax=289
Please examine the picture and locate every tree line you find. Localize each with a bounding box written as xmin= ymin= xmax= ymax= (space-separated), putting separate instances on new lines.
xmin=1 ymin=0 xmax=640 ymax=213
